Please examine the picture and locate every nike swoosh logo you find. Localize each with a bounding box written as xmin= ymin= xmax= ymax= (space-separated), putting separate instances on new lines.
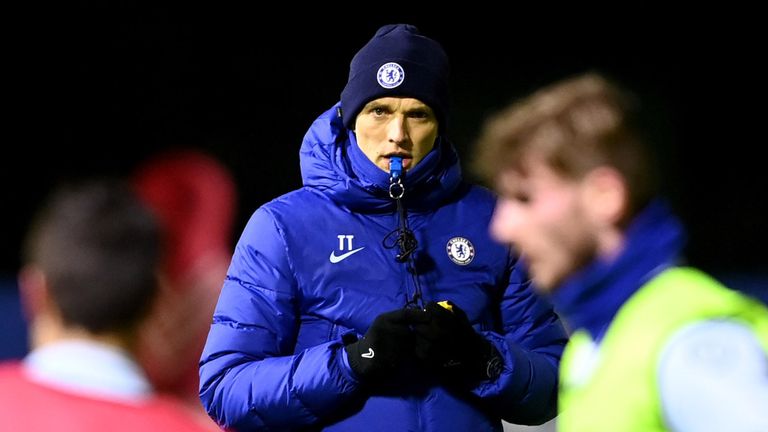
xmin=361 ymin=348 xmax=375 ymax=358
xmin=329 ymin=247 xmax=365 ymax=263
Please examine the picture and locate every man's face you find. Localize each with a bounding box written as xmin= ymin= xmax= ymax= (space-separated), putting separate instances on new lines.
xmin=354 ymin=97 xmax=438 ymax=172
xmin=490 ymin=159 xmax=599 ymax=293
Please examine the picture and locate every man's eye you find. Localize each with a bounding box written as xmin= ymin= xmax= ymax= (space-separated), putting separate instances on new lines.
xmin=409 ymin=111 xmax=428 ymax=119
xmin=372 ymin=107 xmax=386 ymax=116
xmin=513 ymin=192 xmax=531 ymax=204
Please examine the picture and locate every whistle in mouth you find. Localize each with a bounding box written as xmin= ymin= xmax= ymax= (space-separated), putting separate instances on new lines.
xmin=389 ymin=156 xmax=403 ymax=181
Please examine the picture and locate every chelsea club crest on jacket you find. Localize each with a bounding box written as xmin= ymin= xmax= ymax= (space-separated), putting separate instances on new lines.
xmin=199 ymin=103 xmax=567 ymax=431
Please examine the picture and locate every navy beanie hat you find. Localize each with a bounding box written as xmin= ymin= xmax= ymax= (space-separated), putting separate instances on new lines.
xmin=340 ymin=24 xmax=450 ymax=132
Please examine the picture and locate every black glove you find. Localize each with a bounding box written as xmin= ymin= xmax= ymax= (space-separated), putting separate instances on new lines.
xmin=412 ymin=301 xmax=503 ymax=384
xmin=344 ymin=308 xmax=428 ymax=382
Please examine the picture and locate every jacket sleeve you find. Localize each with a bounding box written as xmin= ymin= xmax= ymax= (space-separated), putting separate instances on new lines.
xmin=472 ymin=255 xmax=568 ymax=425
xmin=199 ymin=207 xmax=361 ymax=430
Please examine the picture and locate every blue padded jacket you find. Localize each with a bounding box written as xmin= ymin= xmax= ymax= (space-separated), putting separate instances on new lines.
xmin=199 ymin=104 xmax=567 ymax=431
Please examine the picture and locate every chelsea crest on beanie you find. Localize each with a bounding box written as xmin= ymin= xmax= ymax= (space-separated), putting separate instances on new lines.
xmin=340 ymin=24 xmax=450 ymax=133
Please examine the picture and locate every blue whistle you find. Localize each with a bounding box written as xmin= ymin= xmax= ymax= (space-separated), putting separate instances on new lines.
xmin=389 ymin=157 xmax=403 ymax=181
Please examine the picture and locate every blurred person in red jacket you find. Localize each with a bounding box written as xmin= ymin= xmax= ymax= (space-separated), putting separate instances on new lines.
xmin=132 ymin=150 xmax=237 ymax=410
xmin=0 ymin=180 xmax=220 ymax=431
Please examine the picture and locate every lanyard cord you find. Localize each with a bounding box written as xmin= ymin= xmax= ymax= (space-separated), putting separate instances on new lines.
xmin=382 ymin=196 xmax=424 ymax=309
xmin=382 ymin=157 xmax=424 ymax=309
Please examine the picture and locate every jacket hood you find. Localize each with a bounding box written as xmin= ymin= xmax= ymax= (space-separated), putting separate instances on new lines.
xmin=299 ymin=103 xmax=462 ymax=213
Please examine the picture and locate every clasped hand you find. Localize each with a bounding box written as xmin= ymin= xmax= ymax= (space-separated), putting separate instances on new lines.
xmin=344 ymin=301 xmax=501 ymax=386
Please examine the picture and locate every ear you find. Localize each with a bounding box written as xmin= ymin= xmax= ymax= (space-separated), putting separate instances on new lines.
xmin=17 ymin=265 xmax=51 ymax=321
xmin=580 ymin=166 xmax=629 ymax=226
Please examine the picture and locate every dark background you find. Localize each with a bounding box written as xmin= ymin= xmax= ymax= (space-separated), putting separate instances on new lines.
xmin=3 ymin=6 xmax=765 ymax=278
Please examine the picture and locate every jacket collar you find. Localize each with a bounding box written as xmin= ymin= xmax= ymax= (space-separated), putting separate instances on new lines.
xmin=299 ymin=103 xmax=462 ymax=213
xmin=550 ymin=200 xmax=686 ymax=340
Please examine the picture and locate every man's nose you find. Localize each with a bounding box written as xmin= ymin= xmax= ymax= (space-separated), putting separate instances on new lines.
xmin=387 ymin=116 xmax=409 ymax=146
xmin=490 ymin=199 xmax=523 ymax=243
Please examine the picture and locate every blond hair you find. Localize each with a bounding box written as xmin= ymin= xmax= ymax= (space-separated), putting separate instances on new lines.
xmin=474 ymin=73 xmax=658 ymax=214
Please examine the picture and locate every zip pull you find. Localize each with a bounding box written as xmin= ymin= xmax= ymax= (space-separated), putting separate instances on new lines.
xmin=389 ymin=156 xmax=405 ymax=199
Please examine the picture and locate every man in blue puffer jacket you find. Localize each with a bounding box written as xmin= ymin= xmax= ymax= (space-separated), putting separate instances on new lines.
xmin=199 ymin=24 xmax=568 ymax=431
